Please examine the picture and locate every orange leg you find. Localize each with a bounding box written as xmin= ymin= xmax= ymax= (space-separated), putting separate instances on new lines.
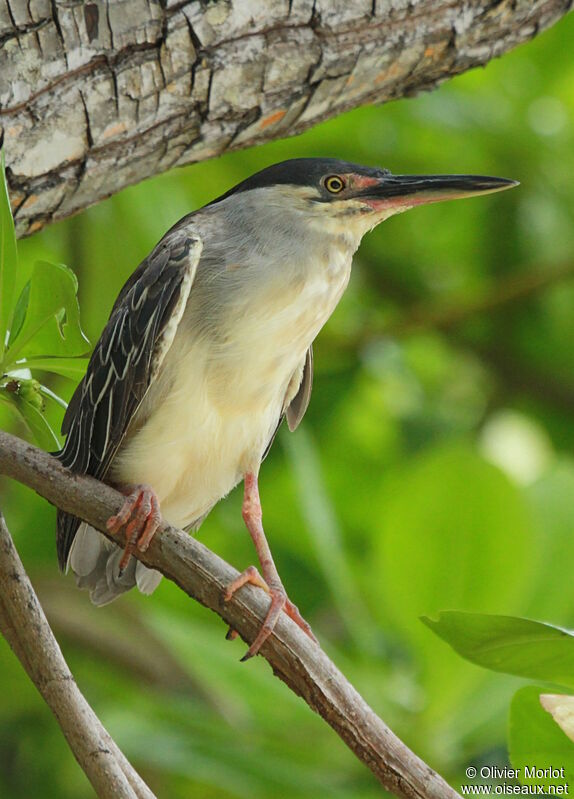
xmin=224 ymin=471 xmax=318 ymax=660
xmin=106 ymin=484 xmax=162 ymax=575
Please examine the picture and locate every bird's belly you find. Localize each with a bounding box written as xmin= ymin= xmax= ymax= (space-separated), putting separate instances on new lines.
xmin=110 ymin=342 xmax=285 ymax=530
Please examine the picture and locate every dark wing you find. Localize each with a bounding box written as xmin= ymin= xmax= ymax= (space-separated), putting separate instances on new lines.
xmin=262 ymin=345 xmax=314 ymax=461
xmin=56 ymin=229 xmax=202 ymax=569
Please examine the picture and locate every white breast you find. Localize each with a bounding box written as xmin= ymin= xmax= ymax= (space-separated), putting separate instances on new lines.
xmin=111 ymin=227 xmax=354 ymax=531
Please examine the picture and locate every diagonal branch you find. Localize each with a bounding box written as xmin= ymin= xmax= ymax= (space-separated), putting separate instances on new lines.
xmin=0 ymin=509 xmax=156 ymax=799
xmin=0 ymin=430 xmax=460 ymax=799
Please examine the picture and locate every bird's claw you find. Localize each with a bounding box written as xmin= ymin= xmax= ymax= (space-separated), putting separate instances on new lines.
xmin=224 ymin=565 xmax=318 ymax=660
xmin=106 ymin=484 xmax=162 ymax=574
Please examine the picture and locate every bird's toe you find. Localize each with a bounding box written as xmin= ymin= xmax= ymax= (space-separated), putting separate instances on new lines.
xmin=106 ymin=484 xmax=162 ymax=574
xmin=224 ymin=567 xmax=316 ymax=659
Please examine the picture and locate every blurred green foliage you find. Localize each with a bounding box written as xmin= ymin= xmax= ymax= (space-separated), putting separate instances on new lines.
xmin=2 ymin=13 xmax=574 ymax=798
xmin=0 ymin=154 xmax=90 ymax=448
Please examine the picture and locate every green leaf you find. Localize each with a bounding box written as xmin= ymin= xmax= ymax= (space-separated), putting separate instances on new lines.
xmin=422 ymin=611 xmax=574 ymax=689
xmin=0 ymin=380 xmax=61 ymax=450
xmin=17 ymin=400 xmax=61 ymax=451
xmin=8 ymin=280 xmax=30 ymax=346
xmin=4 ymin=260 xmax=90 ymax=365
xmin=0 ymin=147 xmax=18 ymax=359
xmin=18 ymin=356 xmax=89 ymax=380
xmin=38 ymin=383 xmax=68 ymax=410
xmin=509 ymin=686 xmax=574 ymax=784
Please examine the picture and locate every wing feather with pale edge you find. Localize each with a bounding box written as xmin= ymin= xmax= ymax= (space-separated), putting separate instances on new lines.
xmin=56 ymin=229 xmax=202 ymax=570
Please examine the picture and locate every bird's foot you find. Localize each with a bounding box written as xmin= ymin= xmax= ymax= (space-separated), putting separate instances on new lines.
xmin=224 ymin=565 xmax=318 ymax=661
xmin=106 ymin=484 xmax=162 ymax=575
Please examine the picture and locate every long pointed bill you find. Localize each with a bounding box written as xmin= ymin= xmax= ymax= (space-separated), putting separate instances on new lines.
xmin=357 ymin=174 xmax=519 ymax=211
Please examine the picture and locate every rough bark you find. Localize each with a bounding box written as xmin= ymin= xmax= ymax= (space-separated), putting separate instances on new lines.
xmin=0 ymin=430 xmax=460 ymax=799
xmin=1 ymin=0 xmax=571 ymax=237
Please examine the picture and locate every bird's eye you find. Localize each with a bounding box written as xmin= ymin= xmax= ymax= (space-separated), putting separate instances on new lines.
xmin=324 ymin=175 xmax=346 ymax=194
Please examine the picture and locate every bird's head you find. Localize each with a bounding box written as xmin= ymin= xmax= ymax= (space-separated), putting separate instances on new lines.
xmin=213 ymin=157 xmax=518 ymax=241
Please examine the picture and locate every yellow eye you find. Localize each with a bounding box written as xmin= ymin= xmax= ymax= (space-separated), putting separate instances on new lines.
xmin=324 ymin=175 xmax=345 ymax=193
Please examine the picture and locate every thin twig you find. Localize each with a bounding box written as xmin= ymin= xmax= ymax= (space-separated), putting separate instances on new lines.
xmin=0 ymin=430 xmax=460 ymax=799
xmin=0 ymin=509 xmax=156 ymax=799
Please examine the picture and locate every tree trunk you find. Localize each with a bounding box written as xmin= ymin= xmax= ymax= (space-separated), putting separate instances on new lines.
xmin=0 ymin=0 xmax=570 ymax=237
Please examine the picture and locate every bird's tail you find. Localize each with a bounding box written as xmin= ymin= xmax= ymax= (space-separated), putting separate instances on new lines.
xmin=65 ymin=521 xmax=162 ymax=605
